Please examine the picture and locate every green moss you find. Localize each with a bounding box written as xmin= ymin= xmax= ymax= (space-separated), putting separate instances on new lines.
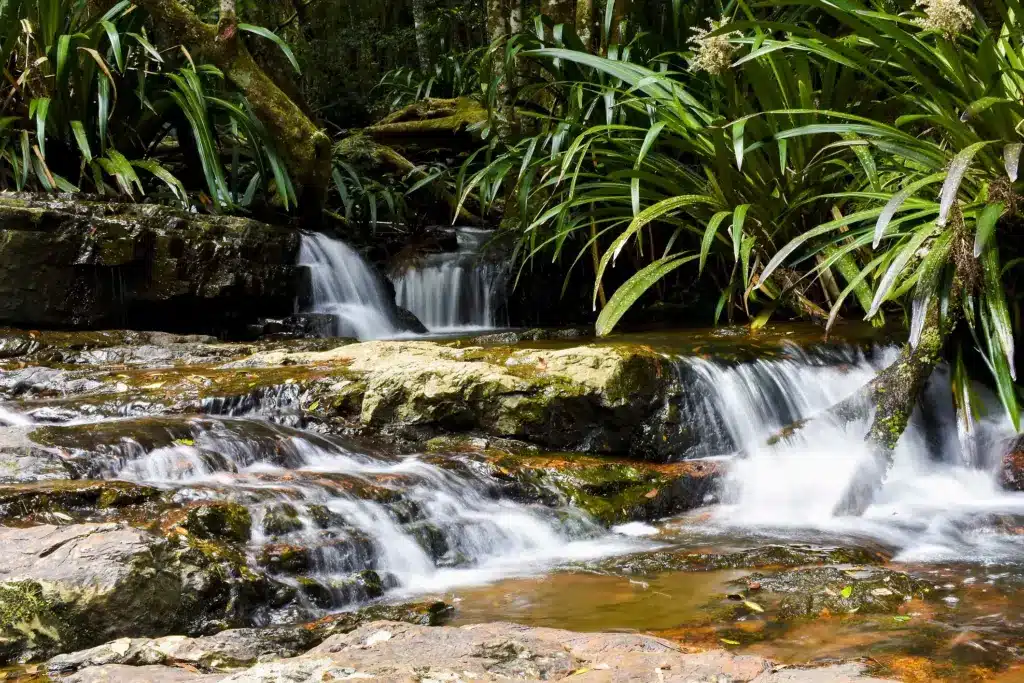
xmin=0 ymin=581 xmax=65 ymax=663
xmin=183 ymin=503 xmax=252 ymax=544
xmin=262 ymin=503 xmax=303 ymax=537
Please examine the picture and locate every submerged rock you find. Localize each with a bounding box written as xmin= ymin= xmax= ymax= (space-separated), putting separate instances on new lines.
xmin=734 ymin=566 xmax=933 ymax=619
xmin=600 ymin=544 xmax=889 ymax=575
xmin=0 ymin=523 xmax=267 ymax=663
xmin=0 ymin=196 xmax=301 ymax=335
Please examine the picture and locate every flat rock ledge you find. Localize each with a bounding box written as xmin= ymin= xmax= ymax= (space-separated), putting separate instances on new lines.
xmin=225 ymin=340 xmax=690 ymax=459
xmin=50 ymin=621 xmax=896 ymax=682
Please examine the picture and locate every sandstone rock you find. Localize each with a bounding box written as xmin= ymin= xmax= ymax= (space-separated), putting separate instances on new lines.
xmin=62 ymin=664 xmax=222 ymax=682
xmin=0 ymin=523 xmax=266 ymax=663
xmin=0 ymin=196 xmax=301 ymax=334
xmin=1000 ymin=434 xmax=1024 ymax=491
xmin=228 ymin=341 xmax=679 ymax=457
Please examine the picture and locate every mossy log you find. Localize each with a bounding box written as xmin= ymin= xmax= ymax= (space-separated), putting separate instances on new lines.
xmin=136 ymin=0 xmax=332 ymax=221
xmin=831 ymin=298 xmax=953 ymax=515
xmin=364 ymin=98 xmax=488 ymax=141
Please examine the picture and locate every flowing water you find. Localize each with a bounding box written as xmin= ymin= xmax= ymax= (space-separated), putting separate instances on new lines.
xmin=4 ymin=327 xmax=1024 ymax=678
xmin=393 ymin=228 xmax=505 ymax=332
xmin=86 ymin=418 xmax=642 ymax=615
xmin=298 ymin=233 xmax=404 ymax=340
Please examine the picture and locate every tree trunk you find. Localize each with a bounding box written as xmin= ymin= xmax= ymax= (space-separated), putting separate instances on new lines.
xmin=831 ymin=295 xmax=959 ymax=515
xmin=411 ymin=0 xmax=431 ymax=70
xmin=137 ymin=0 xmax=332 ymax=222
xmin=576 ymin=0 xmax=595 ymax=51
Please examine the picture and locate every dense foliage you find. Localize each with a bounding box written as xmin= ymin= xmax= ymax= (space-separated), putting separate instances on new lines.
xmin=2 ymin=0 xmax=1022 ymax=432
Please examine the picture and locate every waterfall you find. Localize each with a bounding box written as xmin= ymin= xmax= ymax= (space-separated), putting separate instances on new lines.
xmin=102 ymin=418 xmax=642 ymax=609
xmin=298 ymin=233 xmax=403 ymax=340
xmin=393 ymin=228 xmax=505 ymax=332
xmin=677 ymin=344 xmax=1024 ymax=564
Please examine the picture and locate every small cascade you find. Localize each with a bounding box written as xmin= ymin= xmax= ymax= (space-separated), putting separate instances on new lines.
xmin=0 ymin=405 xmax=31 ymax=426
xmin=298 ymin=233 xmax=403 ymax=340
xmin=673 ymin=343 xmax=1024 ymax=564
xmin=679 ymin=344 xmax=891 ymax=456
xmin=393 ymin=228 xmax=505 ymax=332
xmin=98 ymin=418 xmax=639 ymax=613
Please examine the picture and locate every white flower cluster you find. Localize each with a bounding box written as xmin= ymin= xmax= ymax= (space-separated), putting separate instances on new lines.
xmin=688 ymin=18 xmax=740 ymax=76
xmin=914 ymin=0 xmax=974 ymax=39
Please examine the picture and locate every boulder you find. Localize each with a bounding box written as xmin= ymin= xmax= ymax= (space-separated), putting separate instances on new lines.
xmin=0 ymin=523 xmax=266 ymax=663
xmin=1000 ymin=434 xmax=1024 ymax=491
xmin=0 ymin=195 xmax=302 ymax=335
xmin=229 ymin=341 xmax=682 ymax=458
xmin=599 ymin=544 xmax=890 ymax=575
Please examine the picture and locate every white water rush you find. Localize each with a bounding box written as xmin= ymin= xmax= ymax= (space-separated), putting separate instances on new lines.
xmin=298 ymin=233 xmax=404 ymax=340
xmin=393 ymin=228 xmax=505 ymax=332
xmin=674 ymin=345 xmax=1024 ymax=565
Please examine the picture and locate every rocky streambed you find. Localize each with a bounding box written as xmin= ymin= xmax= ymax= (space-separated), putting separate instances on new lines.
xmin=0 ymin=327 xmax=1021 ymax=681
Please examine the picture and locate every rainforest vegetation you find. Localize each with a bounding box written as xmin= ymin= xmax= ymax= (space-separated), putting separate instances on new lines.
xmin=2 ymin=0 xmax=1022 ymax=455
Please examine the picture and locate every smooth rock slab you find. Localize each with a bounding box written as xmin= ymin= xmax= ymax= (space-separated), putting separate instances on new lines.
xmin=55 ymin=621 xmax=896 ymax=681
xmin=0 ymin=523 xmax=263 ymax=663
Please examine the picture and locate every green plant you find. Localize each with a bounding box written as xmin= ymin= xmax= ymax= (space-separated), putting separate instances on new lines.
xmin=0 ymin=0 xmax=299 ymax=211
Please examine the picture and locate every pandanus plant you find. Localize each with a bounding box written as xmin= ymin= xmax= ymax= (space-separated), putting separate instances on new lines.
xmin=0 ymin=0 xmax=299 ymax=211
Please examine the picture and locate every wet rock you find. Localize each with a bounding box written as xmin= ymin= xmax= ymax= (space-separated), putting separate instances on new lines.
xmin=469 ymin=327 xmax=592 ymax=345
xmin=0 ymin=426 xmax=77 ymax=482
xmin=1000 ymin=434 xmax=1024 ymax=491
xmin=601 ymin=544 xmax=889 ymax=575
xmin=260 ymin=504 xmax=304 ymax=537
xmin=27 ymin=417 xmax=310 ymax=478
xmin=0 ymin=481 xmax=163 ymax=525
xmin=735 ymin=566 xmax=933 ymax=619
xmin=394 ymin=306 xmax=428 ymax=335
xmin=0 ymin=196 xmax=301 ymax=335
xmin=228 ymin=341 xmax=679 ymax=458
xmin=0 ymin=523 xmax=267 ymax=663
xmin=482 ymin=453 xmax=723 ymax=525
xmin=183 ymin=503 xmax=252 ymax=544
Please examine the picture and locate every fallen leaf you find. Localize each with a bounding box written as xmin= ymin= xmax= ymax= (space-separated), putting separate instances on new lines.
xmin=644 ymin=488 xmax=659 ymax=499
xmin=893 ymin=615 xmax=911 ymax=622
xmin=840 ymin=585 xmax=853 ymax=599
xmin=174 ymin=438 xmax=195 ymax=447
xmin=743 ymin=600 xmax=764 ymax=613
xmin=308 ymin=400 xmax=321 ymax=411
xmin=720 ymin=638 xmax=741 ymax=645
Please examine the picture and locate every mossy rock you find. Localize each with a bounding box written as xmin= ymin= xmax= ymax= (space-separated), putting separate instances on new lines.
xmin=734 ymin=566 xmax=934 ymax=619
xmin=483 ymin=453 xmax=723 ymax=525
xmin=0 ymin=481 xmax=164 ymax=525
xmin=0 ymin=196 xmax=301 ymax=335
xmin=598 ymin=544 xmax=890 ymax=576
xmin=262 ymin=504 xmax=304 ymax=537
xmin=183 ymin=503 xmax=252 ymax=544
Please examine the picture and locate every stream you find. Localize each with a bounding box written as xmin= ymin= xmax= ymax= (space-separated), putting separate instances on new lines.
xmin=0 ymin=234 xmax=1021 ymax=680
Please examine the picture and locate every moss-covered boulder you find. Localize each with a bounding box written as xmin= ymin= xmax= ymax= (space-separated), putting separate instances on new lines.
xmin=0 ymin=523 xmax=267 ymax=663
xmin=0 ymin=196 xmax=301 ymax=335
xmin=475 ymin=451 xmax=723 ymax=525
xmin=182 ymin=503 xmax=252 ymax=544
xmin=229 ymin=341 xmax=683 ymax=458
